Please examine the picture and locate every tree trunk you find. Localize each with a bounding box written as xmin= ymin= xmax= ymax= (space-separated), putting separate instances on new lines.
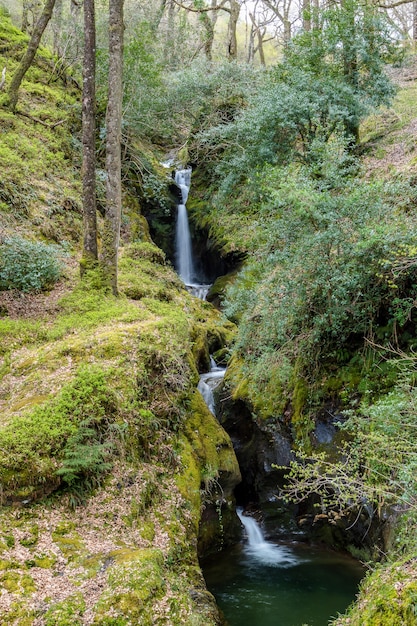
xmin=153 ymin=0 xmax=168 ymax=32
xmin=257 ymin=26 xmax=266 ymax=66
xmin=200 ymin=10 xmax=215 ymax=61
xmin=81 ymin=0 xmax=98 ymax=274
xmin=303 ymin=0 xmax=311 ymax=31
xmin=342 ymin=0 xmax=359 ymax=144
xmin=227 ymin=0 xmax=240 ymax=60
xmin=413 ymin=0 xmax=417 ymax=44
xmin=8 ymin=0 xmax=57 ymax=112
xmin=312 ymin=0 xmax=319 ymax=30
xmin=101 ymin=0 xmax=124 ymax=295
xmin=283 ymin=17 xmax=291 ymax=45
xmin=247 ymin=20 xmax=255 ymax=63
xmin=22 ymin=0 xmax=30 ymax=32
xmin=52 ymin=0 xmax=63 ymax=55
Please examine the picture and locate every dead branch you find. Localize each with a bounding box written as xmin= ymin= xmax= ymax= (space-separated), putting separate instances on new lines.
xmin=377 ymin=0 xmax=413 ymax=8
xmin=17 ymin=111 xmax=65 ymax=128
xmin=172 ymin=0 xmax=230 ymax=14
xmin=0 ymin=67 xmax=6 ymax=91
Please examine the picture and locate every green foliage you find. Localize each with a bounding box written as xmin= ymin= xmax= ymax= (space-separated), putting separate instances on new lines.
xmin=190 ymin=0 xmax=394 ymax=200
xmin=223 ymin=164 xmax=417 ymax=434
xmin=0 ymin=236 xmax=65 ymax=292
xmin=125 ymin=57 xmax=261 ymax=146
xmin=280 ymin=364 xmax=417 ymax=542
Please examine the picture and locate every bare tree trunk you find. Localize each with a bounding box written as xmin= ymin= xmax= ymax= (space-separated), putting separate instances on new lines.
xmin=413 ymin=0 xmax=417 ymax=44
xmin=164 ymin=0 xmax=176 ymax=67
xmin=312 ymin=0 xmax=319 ymax=30
xmin=22 ymin=0 xmax=30 ymax=32
xmin=227 ymin=0 xmax=240 ymax=60
xmin=81 ymin=0 xmax=98 ymax=274
xmin=101 ymin=0 xmax=124 ymax=295
xmin=283 ymin=17 xmax=291 ymax=45
xmin=52 ymin=0 xmax=63 ymax=55
xmin=303 ymin=0 xmax=311 ymax=31
xmin=8 ymin=0 xmax=57 ymax=112
xmin=341 ymin=0 xmax=359 ymax=144
xmin=257 ymin=26 xmax=266 ymax=65
xmin=154 ymin=0 xmax=168 ymax=30
xmin=247 ymin=20 xmax=255 ymax=63
xmin=32 ymin=0 xmax=43 ymax=29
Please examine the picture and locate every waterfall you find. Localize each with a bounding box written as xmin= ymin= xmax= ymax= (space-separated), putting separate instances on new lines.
xmin=237 ymin=509 xmax=300 ymax=567
xmin=175 ymin=168 xmax=195 ymax=285
xmin=198 ymin=358 xmax=226 ymax=415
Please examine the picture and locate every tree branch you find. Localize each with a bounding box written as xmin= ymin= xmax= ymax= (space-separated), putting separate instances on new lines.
xmin=17 ymin=111 xmax=65 ymax=128
xmin=171 ymin=0 xmax=230 ymax=14
xmin=377 ymin=0 xmax=413 ymax=8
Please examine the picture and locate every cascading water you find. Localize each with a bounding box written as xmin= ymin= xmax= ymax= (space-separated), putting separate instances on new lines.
xmin=175 ymin=168 xmax=195 ymax=285
xmin=197 ymin=357 xmax=226 ymax=415
xmin=203 ymin=510 xmax=364 ymax=626
xmin=198 ymin=366 xmax=363 ymax=625
xmin=174 ymin=168 xmax=211 ymax=298
xmin=237 ymin=509 xmax=299 ymax=567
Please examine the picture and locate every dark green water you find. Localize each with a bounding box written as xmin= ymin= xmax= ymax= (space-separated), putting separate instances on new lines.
xmin=202 ymin=515 xmax=364 ymax=626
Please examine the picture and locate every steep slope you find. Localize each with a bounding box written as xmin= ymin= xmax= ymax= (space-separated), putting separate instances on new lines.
xmin=0 ymin=10 xmax=240 ymax=625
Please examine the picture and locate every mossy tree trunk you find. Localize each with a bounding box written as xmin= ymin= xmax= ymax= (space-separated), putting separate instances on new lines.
xmin=8 ymin=0 xmax=57 ymax=112
xmin=302 ymin=0 xmax=311 ymax=31
xmin=81 ymin=0 xmax=98 ymax=274
xmin=100 ymin=0 xmax=124 ymax=295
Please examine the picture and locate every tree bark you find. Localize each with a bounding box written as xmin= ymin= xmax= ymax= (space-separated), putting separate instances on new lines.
xmin=22 ymin=0 xmax=30 ymax=32
xmin=303 ymin=0 xmax=311 ymax=31
xmin=153 ymin=0 xmax=168 ymax=31
xmin=227 ymin=0 xmax=240 ymax=60
xmin=52 ymin=0 xmax=63 ymax=55
xmin=413 ymin=0 xmax=417 ymax=43
xmin=200 ymin=9 xmax=215 ymax=61
xmin=81 ymin=0 xmax=98 ymax=274
xmin=101 ymin=0 xmax=124 ymax=295
xmin=341 ymin=0 xmax=359 ymax=144
xmin=8 ymin=0 xmax=57 ymax=112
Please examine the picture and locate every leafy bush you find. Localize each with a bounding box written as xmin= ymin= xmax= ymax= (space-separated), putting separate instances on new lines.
xmin=224 ymin=167 xmax=417 ymax=432
xmin=0 ymin=236 xmax=64 ymax=292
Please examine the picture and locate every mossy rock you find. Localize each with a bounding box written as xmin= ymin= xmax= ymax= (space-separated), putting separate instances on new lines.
xmin=334 ymin=557 xmax=417 ymax=626
xmin=94 ymin=548 xmax=166 ymax=622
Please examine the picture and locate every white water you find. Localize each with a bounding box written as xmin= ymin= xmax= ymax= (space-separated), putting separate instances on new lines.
xmin=198 ymin=360 xmax=226 ymax=415
xmin=237 ymin=509 xmax=301 ymax=568
xmin=174 ymin=168 xmax=212 ymax=298
xmin=175 ymin=168 xmax=195 ymax=284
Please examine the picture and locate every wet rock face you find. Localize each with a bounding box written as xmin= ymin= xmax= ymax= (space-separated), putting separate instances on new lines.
xmin=215 ymin=391 xmax=389 ymax=555
xmin=216 ymin=395 xmax=294 ymax=507
xmin=197 ymin=453 xmax=243 ymax=558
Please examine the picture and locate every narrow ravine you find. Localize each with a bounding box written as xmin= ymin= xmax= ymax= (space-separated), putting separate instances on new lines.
xmin=174 ymin=166 xmax=365 ymax=626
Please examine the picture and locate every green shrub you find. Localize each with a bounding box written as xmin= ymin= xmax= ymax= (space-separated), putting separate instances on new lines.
xmin=0 ymin=236 xmax=64 ymax=292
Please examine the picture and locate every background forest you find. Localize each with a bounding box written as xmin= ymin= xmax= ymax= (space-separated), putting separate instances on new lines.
xmin=1 ymin=0 xmax=417 ymax=624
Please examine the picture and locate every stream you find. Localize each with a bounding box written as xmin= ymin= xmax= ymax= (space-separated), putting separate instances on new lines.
xmin=174 ymin=166 xmax=365 ymax=626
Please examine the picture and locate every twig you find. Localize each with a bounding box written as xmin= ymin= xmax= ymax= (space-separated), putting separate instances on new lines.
xmin=0 ymin=67 xmax=6 ymax=91
xmin=17 ymin=111 xmax=65 ymax=128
